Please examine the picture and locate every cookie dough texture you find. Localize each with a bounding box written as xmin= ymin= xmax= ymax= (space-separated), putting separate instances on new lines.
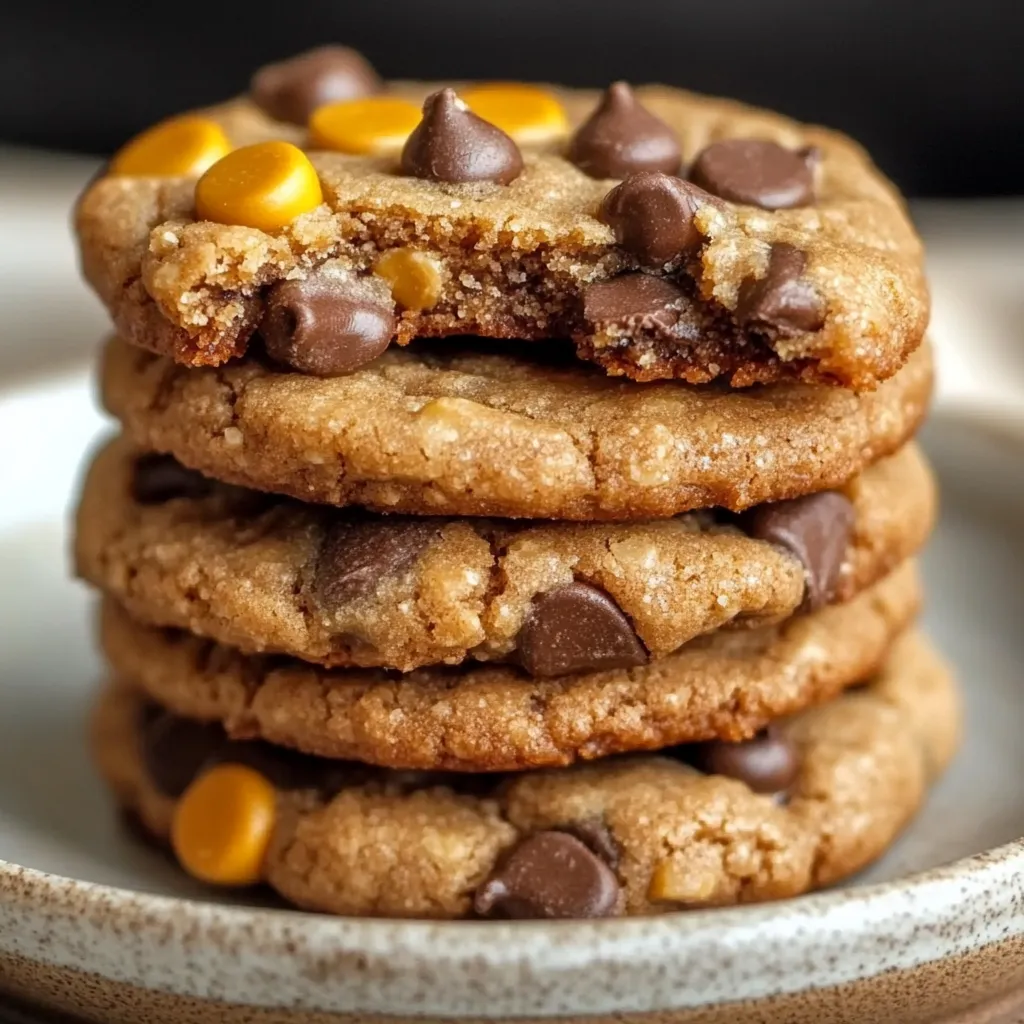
xmin=99 ymin=560 xmax=921 ymax=770
xmin=76 ymin=85 xmax=928 ymax=388
xmin=101 ymin=336 xmax=933 ymax=520
xmin=77 ymin=437 xmax=933 ymax=672
xmin=93 ymin=630 xmax=959 ymax=918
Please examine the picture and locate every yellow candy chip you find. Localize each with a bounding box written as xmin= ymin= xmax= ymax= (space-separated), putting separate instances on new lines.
xmin=462 ymin=84 xmax=568 ymax=143
xmin=194 ymin=141 xmax=323 ymax=233
xmin=309 ymin=96 xmax=423 ymax=155
xmin=110 ymin=116 xmax=232 ymax=177
xmin=373 ymin=248 xmax=443 ymax=310
xmin=171 ymin=763 xmax=276 ymax=887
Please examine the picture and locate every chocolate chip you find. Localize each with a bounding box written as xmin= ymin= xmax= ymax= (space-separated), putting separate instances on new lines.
xmin=260 ymin=269 xmax=396 ymax=375
xmin=475 ymin=832 xmax=620 ymax=920
xmin=583 ymin=272 xmax=687 ymax=333
xmin=563 ymin=819 xmax=621 ymax=869
xmin=741 ymin=490 xmax=855 ymax=611
xmin=315 ymin=517 xmax=439 ymax=610
xmin=138 ymin=707 xmax=225 ymax=798
xmin=568 ymin=82 xmax=681 ymax=180
xmin=599 ymin=171 xmax=713 ymax=266
xmin=401 ymin=88 xmax=524 ymax=185
xmin=688 ymin=138 xmax=815 ymax=210
xmin=736 ymin=243 xmax=825 ymax=336
xmin=139 ymin=702 xmax=370 ymax=799
xmin=517 ymin=581 xmax=647 ymax=678
xmin=211 ymin=741 xmax=363 ymax=795
xmin=131 ymin=453 xmax=212 ymax=505
xmin=686 ymin=727 xmax=800 ymax=795
xmin=250 ymin=46 xmax=382 ymax=125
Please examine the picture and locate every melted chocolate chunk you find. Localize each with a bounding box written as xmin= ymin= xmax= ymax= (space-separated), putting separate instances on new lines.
xmin=138 ymin=707 xmax=226 ymax=798
xmin=131 ymin=454 xmax=212 ymax=505
xmin=736 ymin=243 xmax=825 ymax=336
xmin=517 ymin=581 xmax=647 ymax=678
xmin=137 ymin=702 xmax=367 ymax=798
xmin=741 ymin=490 xmax=855 ymax=610
xmin=475 ymin=831 xmax=620 ymax=919
xmin=684 ymin=727 xmax=800 ymax=795
xmin=583 ymin=273 xmax=688 ymax=334
xmin=314 ymin=516 xmax=440 ymax=610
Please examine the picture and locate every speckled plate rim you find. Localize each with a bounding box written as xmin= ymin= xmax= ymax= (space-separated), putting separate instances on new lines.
xmin=2 ymin=841 xmax=1024 ymax=1017
xmin=2 ymin=377 xmax=1024 ymax=1018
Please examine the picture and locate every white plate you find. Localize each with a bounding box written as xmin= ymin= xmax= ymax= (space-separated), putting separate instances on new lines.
xmin=1 ymin=372 xmax=1023 ymax=1023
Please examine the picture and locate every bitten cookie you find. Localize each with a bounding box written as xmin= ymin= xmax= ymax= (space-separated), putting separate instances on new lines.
xmin=101 ymin=336 xmax=932 ymax=520
xmin=99 ymin=560 xmax=920 ymax=771
xmin=77 ymin=57 xmax=928 ymax=388
xmin=93 ymin=630 xmax=959 ymax=918
xmin=77 ymin=437 xmax=934 ymax=672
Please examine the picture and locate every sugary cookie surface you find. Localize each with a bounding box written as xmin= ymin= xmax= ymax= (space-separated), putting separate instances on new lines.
xmin=92 ymin=629 xmax=959 ymax=918
xmin=101 ymin=336 xmax=933 ymax=521
xmin=76 ymin=47 xmax=928 ymax=388
xmin=99 ymin=561 xmax=921 ymax=771
xmin=77 ymin=437 xmax=934 ymax=673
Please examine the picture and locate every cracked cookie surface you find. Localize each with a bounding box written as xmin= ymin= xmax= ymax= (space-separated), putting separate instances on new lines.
xmin=99 ymin=560 xmax=920 ymax=770
xmin=93 ymin=630 xmax=958 ymax=918
xmin=77 ymin=437 xmax=934 ymax=672
xmin=101 ymin=336 xmax=933 ymax=520
xmin=76 ymin=82 xmax=927 ymax=389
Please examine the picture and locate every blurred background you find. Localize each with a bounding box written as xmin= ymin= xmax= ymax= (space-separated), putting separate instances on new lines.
xmin=0 ymin=0 xmax=1021 ymax=400
xmin=2 ymin=0 xmax=1023 ymax=195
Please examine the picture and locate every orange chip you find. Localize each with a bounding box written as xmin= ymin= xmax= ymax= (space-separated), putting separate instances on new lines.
xmin=194 ymin=141 xmax=323 ymax=232
xmin=309 ymin=96 xmax=422 ymax=155
xmin=461 ymin=84 xmax=568 ymax=143
xmin=110 ymin=116 xmax=232 ymax=177
xmin=171 ymin=763 xmax=276 ymax=886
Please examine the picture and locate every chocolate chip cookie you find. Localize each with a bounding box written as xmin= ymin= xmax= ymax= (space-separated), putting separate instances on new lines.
xmin=101 ymin=336 xmax=932 ymax=520
xmin=76 ymin=60 xmax=927 ymax=389
xmin=77 ymin=437 xmax=934 ymax=673
xmin=99 ymin=560 xmax=920 ymax=771
xmin=92 ymin=629 xmax=959 ymax=918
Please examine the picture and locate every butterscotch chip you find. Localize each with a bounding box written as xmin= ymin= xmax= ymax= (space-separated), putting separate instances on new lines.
xmin=100 ymin=336 xmax=933 ymax=521
xmin=97 ymin=562 xmax=921 ymax=771
xmin=76 ymin=437 xmax=934 ymax=673
xmin=92 ymin=630 xmax=960 ymax=918
xmin=372 ymin=247 xmax=444 ymax=310
xmin=75 ymin=82 xmax=927 ymax=387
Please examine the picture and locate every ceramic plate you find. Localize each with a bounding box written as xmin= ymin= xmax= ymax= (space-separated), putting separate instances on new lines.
xmin=0 ymin=372 xmax=1023 ymax=1024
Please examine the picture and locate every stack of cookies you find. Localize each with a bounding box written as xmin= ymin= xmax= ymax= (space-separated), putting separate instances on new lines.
xmin=74 ymin=46 xmax=959 ymax=919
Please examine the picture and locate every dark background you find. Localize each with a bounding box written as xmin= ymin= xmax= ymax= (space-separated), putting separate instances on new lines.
xmin=1 ymin=0 xmax=1021 ymax=197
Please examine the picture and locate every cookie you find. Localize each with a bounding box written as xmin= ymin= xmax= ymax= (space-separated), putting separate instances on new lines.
xmin=98 ymin=560 xmax=920 ymax=771
xmin=101 ymin=335 xmax=932 ymax=520
xmin=92 ymin=630 xmax=959 ymax=918
xmin=76 ymin=67 xmax=928 ymax=389
xmin=77 ymin=436 xmax=934 ymax=672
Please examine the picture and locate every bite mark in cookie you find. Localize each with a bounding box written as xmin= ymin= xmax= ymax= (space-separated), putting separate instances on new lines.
xmin=76 ymin=77 xmax=928 ymax=387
